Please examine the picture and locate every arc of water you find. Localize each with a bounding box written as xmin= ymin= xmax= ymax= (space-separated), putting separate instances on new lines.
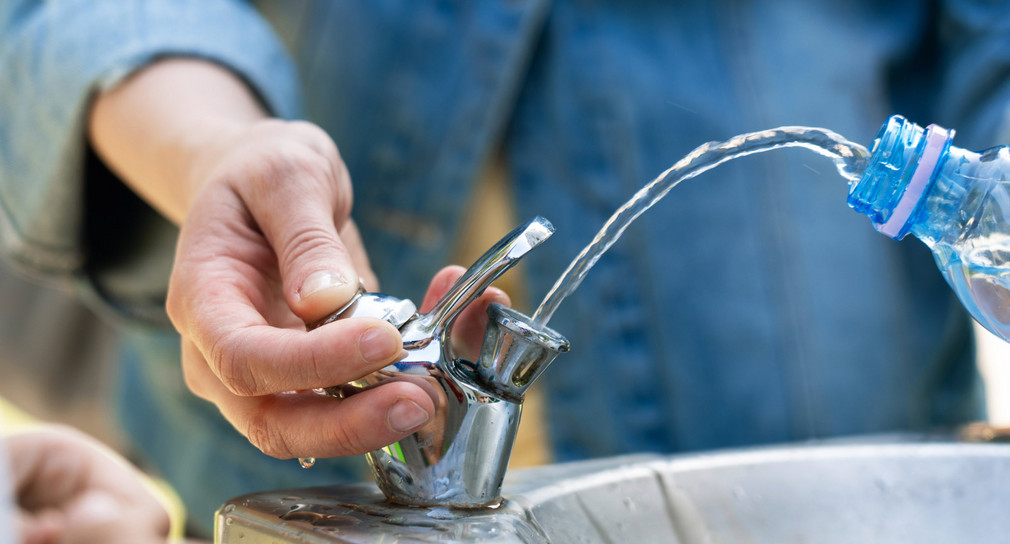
xmin=531 ymin=126 xmax=870 ymax=327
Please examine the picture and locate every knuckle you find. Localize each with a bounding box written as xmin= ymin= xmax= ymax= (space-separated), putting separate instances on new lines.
xmin=233 ymin=140 xmax=332 ymax=195
xmin=288 ymin=120 xmax=332 ymax=144
xmin=328 ymin=417 xmax=368 ymax=456
xmin=262 ymin=148 xmax=333 ymax=188
xmin=253 ymin=118 xmax=287 ymax=133
xmin=165 ymin=289 xmax=182 ymax=327
xmin=208 ymin=331 xmax=262 ymax=397
xmin=181 ymin=364 xmax=209 ymax=400
xmin=333 ymin=185 xmax=352 ymax=224
xmin=278 ymin=224 xmax=342 ymax=268
xmin=165 ymin=269 xmax=194 ymax=329
xmin=305 ymin=346 xmax=329 ymax=389
xmin=289 ymin=121 xmax=343 ymax=161
xmin=246 ymin=410 xmax=296 ymax=459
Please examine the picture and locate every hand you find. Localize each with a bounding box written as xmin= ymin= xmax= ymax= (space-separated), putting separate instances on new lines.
xmin=89 ymin=59 xmax=508 ymax=461
xmin=417 ymin=265 xmax=512 ymax=362
xmin=8 ymin=425 xmax=171 ymax=544
xmin=168 ymin=118 xmax=436 ymax=459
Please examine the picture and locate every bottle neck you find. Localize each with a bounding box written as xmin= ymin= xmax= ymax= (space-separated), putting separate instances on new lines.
xmin=847 ymin=116 xmax=954 ymax=241
xmin=904 ymin=145 xmax=978 ymax=246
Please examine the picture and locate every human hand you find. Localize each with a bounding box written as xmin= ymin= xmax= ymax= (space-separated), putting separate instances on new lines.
xmin=89 ymin=59 xmax=508 ymax=462
xmin=8 ymin=425 xmax=171 ymax=544
xmin=416 ymin=265 xmax=512 ymax=362
xmin=168 ymin=118 xmax=440 ymax=459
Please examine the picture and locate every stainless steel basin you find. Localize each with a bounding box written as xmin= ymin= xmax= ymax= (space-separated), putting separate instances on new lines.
xmin=216 ymin=440 xmax=1010 ymax=543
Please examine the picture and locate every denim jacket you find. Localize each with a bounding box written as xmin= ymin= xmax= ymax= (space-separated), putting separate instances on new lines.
xmin=1 ymin=0 xmax=1005 ymax=533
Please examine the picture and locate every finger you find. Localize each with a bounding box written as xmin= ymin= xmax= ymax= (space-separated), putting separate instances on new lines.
xmin=7 ymin=427 xmax=168 ymax=543
xmin=419 ymin=266 xmax=467 ymax=313
xmin=418 ymin=266 xmax=512 ymax=360
xmin=226 ymin=146 xmax=362 ymax=324
xmin=182 ymin=308 xmax=406 ymax=396
xmin=61 ymin=491 xmax=169 ymax=544
xmin=171 ymin=250 xmax=405 ymax=397
xmin=16 ymin=508 xmax=64 ymax=544
xmin=184 ymin=351 xmax=434 ymax=458
xmin=339 ymin=219 xmax=379 ymax=291
xmin=8 ymin=428 xmax=89 ymax=510
xmin=62 ymin=522 xmax=165 ymax=544
xmin=450 ymin=286 xmax=511 ymax=361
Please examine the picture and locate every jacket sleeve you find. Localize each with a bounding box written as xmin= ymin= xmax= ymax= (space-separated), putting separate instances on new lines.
xmin=0 ymin=0 xmax=300 ymax=323
xmin=936 ymin=0 xmax=1010 ymax=148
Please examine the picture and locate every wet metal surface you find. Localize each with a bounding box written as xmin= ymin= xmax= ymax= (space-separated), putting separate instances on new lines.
xmin=217 ymin=441 xmax=1010 ymax=543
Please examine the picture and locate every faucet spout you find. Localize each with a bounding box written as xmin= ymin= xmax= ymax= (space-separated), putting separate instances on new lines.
xmin=311 ymin=216 xmax=568 ymax=508
xmin=406 ymin=216 xmax=555 ymax=345
xmin=473 ymin=303 xmax=570 ymax=402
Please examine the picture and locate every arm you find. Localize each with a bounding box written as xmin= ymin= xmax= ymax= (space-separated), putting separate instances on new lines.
xmin=2 ymin=0 xmax=502 ymax=461
xmin=87 ymin=58 xmax=439 ymax=458
xmin=0 ymin=0 xmax=298 ymax=282
xmin=1 ymin=0 xmax=432 ymax=458
xmin=88 ymin=59 xmax=263 ymax=226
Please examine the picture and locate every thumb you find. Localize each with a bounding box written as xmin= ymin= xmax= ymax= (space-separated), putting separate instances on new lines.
xmin=222 ymin=131 xmax=364 ymax=323
xmin=242 ymin=182 xmax=362 ymax=323
xmin=280 ymin=219 xmax=362 ymax=324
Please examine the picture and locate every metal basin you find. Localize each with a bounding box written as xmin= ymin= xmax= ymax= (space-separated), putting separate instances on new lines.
xmin=216 ymin=440 xmax=1010 ymax=543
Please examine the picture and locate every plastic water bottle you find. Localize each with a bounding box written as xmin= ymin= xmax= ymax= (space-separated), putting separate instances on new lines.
xmin=849 ymin=115 xmax=1010 ymax=342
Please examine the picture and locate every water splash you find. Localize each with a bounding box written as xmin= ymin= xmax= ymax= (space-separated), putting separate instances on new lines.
xmin=531 ymin=126 xmax=870 ymax=327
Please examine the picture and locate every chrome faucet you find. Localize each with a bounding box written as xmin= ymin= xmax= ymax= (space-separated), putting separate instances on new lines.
xmin=310 ymin=216 xmax=570 ymax=507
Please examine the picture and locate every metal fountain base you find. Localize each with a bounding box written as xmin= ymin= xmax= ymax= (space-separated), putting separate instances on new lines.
xmin=216 ymin=436 xmax=1010 ymax=543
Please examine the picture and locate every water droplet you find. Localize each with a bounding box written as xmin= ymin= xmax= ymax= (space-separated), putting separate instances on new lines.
xmin=426 ymin=507 xmax=454 ymax=520
xmin=280 ymin=509 xmax=361 ymax=527
xmin=299 ymin=457 xmax=316 ymax=468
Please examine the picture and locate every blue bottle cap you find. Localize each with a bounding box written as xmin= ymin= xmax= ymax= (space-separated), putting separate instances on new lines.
xmin=873 ymin=124 xmax=950 ymax=238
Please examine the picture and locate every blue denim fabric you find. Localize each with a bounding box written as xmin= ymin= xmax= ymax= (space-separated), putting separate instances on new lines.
xmin=1 ymin=0 xmax=1005 ymax=535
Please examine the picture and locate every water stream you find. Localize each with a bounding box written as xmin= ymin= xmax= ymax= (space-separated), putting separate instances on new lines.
xmin=296 ymin=127 xmax=869 ymax=472
xmin=530 ymin=126 xmax=871 ymax=327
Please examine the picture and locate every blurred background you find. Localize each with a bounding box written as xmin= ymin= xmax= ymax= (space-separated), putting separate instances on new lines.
xmin=0 ymin=261 xmax=123 ymax=448
xmin=3 ymin=242 xmax=1010 ymax=469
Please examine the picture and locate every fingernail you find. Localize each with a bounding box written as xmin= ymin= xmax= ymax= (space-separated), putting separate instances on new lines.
xmin=358 ymin=327 xmax=402 ymax=363
xmin=387 ymin=398 xmax=430 ymax=432
xmin=299 ymin=269 xmax=348 ymax=300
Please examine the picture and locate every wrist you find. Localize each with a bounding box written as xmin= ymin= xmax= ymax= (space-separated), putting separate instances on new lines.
xmin=88 ymin=58 xmax=268 ymax=224
xmin=165 ymin=116 xmax=258 ymax=212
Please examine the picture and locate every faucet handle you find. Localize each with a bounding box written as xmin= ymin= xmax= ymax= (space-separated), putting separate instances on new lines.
xmin=406 ymin=216 xmax=555 ymax=345
xmin=303 ymin=217 xmax=566 ymax=507
xmin=309 ymin=288 xmax=417 ymax=330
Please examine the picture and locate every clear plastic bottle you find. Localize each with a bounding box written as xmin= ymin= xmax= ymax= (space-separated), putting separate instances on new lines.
xmin=849 ymin=115 xmax=1010 ymax=342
